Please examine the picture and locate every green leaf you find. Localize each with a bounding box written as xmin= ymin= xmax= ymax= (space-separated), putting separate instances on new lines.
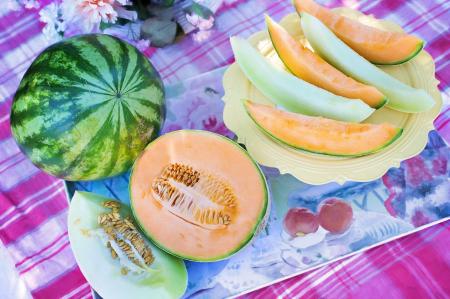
xmin=100 ymin=22 xmax=115 ymax=31
xmin=184 ymin=2 xmax=213 ymax=19
xmin=147 ymin=4 xmax=174 ymax=20
xmin=132 ymin=0 xmax=151 ymax=20
xmin=140 ymin=18 xmax=178 ymax=47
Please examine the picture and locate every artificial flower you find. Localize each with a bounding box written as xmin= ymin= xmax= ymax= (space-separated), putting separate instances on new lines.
xmin=60 ymin=0 xmax=134 ymax=33
xmin=186 ymin=13 xmax=214 ymax=31
xmin=39 ymin=3 xmax=65 ymax=42
xmin=135 ymin=39 xmax=151 ymax=51
xmin=186 ymin=12 xmax=214 ymax=43
xmin=192 ymin=29 xmax=213 ymax=43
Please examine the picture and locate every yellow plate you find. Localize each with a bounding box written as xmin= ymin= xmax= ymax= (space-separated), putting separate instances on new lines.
xmin=222 ymin=8 xmax=442 ymax=185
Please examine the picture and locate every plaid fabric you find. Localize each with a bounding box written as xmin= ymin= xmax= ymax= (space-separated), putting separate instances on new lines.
xmin=245 ymin=221 xmax=450 ymax=299
xmin=0 ymin=0 xmax=448 ymax=298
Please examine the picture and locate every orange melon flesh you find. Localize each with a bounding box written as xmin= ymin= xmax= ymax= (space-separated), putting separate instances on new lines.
xmin=245 ymin=101 xmax=402 ymax=156
xmin=294 ymin=0 xmax=424 ymax=65
xmin=130 ymin=130 xmax=268 ymax=261
xmin=266 ymin=15 xmax=386 ymax=108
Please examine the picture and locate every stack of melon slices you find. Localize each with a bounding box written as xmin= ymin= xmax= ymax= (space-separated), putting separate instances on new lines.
xmin=230 ymin=0 xmax=434 ymax=157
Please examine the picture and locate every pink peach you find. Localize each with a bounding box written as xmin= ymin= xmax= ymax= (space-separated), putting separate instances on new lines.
xmin=283 ymin=208 xmax=319 ymax=237
xmin=318 ymin=198 xmax=353 ymax=234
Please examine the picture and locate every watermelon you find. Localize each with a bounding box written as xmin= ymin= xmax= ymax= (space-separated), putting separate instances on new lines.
xmin=10 ymin=34 xmax=165 ymax=181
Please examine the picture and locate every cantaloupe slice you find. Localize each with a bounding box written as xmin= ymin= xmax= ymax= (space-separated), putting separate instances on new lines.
xmin=130 ymin=130 xmax=269 ymax=261
xmin=301 ymin=13 xmax=435 ymax=113
xmin=294 ymin=0 xmax=424 ymax=65
xmin=244 ymin=100 xmax=402 ymax=157
xmin=265 ymin=15 xmax=386 ymax=109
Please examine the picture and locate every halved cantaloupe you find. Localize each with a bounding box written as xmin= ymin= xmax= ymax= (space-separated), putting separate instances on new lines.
xmin=265 ymin=15 xmax=386 ymax=109
xmin=301 ymin=13 xmax=435 ymax=113
xmin=130 ymin=130 xmax=269 ymax=261
xmin=294 ymin=0 xmax=424 ymax=65
xmin=244 ymin=100 xmax=402 ymax=157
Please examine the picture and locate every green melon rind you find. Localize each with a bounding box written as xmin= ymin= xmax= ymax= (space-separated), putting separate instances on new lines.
xmin=373 ymin=96 xmax=388 ymax=109
xmin=300 ymin=13 xmax=434 ymax=113
xmin=129 ymin=130 xmax=269 ymax=262
xmin=68 ymin=191 xmax=188 ymax=299
xmin=244 ymin=100 xmax=403 ymax=157
xmin=371 ymin=41 xmax=425 ymax=66
xmin=266 ymin=16 xmax=388 ymax=110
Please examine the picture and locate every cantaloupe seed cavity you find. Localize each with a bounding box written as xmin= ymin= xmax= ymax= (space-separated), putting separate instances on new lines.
xmin=151 ymin=163 xmax=237 ymax=230
xmin=97 ymin=200 xmax=155 ymax=275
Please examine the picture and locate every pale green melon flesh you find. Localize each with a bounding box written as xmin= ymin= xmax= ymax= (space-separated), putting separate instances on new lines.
xmin=68 ymin=191 xmax=187 ymax=299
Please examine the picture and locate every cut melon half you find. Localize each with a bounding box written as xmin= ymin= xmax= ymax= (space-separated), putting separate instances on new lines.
xmin=265 ymin=15 xmax=386 ymax=109
xmin=294 ymin=0 xmax=424 ymax=65
xmin=244 ymin=100 xmax=402 ymax=157
xmin=301 ymin=13 xmax=435 ymax=113
xmin=68 ymin=191 xmax=188 ymax=299
xmin=130 ymin=130 xmax=269 ymax=261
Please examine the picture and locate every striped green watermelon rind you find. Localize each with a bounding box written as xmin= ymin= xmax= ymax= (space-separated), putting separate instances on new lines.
xmin=10 ymin=34 xmax=165 ymax=181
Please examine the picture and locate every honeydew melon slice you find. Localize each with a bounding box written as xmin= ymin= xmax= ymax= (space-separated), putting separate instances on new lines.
xmin=230 ymin=36 xmax=374 ymax=123
xmin=68 ymin=191 xmax=187 ymax=299
xmin=300 ymin=13 xmax=434 ymax=113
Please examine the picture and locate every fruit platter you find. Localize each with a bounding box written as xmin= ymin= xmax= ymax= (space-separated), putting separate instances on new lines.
xmin=223 ymin=0 xmax=442 ymax=185
xmin=7 ymin=0 xmax=448 ymax=298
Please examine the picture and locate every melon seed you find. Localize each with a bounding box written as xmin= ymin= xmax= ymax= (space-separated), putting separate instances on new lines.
xmin=151 ymin=163 xmax=237 ymax=230
xmin=107 ymin=241 xmax=118 ymax=259
xmin=103 ymin=201 xmax=120 ymax=209
xmin=98 ymin=200 xmax=155 ymax=273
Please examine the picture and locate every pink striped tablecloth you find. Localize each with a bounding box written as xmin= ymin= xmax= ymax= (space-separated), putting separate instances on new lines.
xmin=0 ymin=1 xmax=449 ymax=298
